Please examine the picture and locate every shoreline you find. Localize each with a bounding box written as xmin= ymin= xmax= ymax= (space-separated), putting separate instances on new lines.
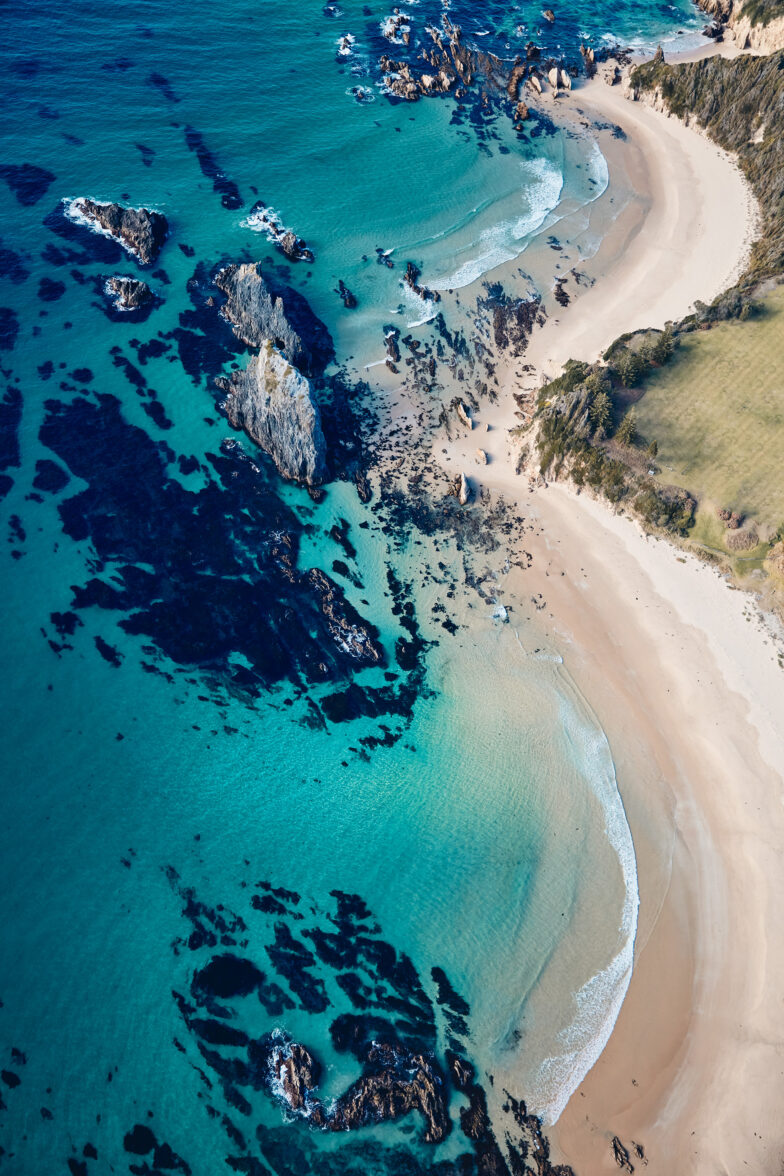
xmin=433 ymin=62 xmax=784 ymax=1172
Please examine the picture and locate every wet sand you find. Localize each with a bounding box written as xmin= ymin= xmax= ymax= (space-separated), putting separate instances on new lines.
xmin=433 ymin=68 xmax=784 ymax=1173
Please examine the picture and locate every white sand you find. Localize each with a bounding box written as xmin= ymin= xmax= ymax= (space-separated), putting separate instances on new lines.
xmin=433 ymin=70 xmax=784 ymax=1172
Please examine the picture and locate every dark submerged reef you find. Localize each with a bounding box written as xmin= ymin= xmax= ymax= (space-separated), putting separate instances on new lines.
xmin=44 ymin=873 xmax=574 ymax=1176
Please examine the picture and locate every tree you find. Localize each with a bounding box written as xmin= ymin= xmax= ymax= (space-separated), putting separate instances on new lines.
xmin=616 ymin=410 xmax=638 ymax=447
xmin=650 ymin=327 xmax=675 ymax=366
xmin=647 ymin=439 xmax=658 ymax=458
xmin=588 ymin=389 xmax=612 ymax=436
xmin=614 ymin=348 xmax=645 ymax=387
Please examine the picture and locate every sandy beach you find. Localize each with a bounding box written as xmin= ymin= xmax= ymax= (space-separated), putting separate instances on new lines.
xmin=435 ymin=69 xmax=784 ymax=1173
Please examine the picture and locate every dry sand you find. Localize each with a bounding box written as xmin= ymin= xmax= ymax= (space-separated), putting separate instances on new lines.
xmin=435 ymin=71 xmax=784 ymax=1173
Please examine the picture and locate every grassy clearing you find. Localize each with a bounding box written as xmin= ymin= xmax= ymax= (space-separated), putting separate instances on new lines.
xmin=633 ymin=286 xmax=784 ymax=530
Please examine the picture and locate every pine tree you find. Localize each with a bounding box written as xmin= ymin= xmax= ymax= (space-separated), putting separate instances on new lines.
xmin=588 ymin=389 xmax=612 ymax=435
xmin=616 ymin=410 xmax=638 ymax=447
xmin=647 ymin=439 xmax=658 ymax=458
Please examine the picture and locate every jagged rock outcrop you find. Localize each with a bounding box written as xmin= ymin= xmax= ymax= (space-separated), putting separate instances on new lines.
xmin=263 ymin=1033 xmax=448 ymax=1143
xmin=458 ymin=472 xmax=471 ymax=505
xmin=335 ymin=279 xmax=357 ymax=308
xmin=456 ymin=400 xmax=473 ymax=429
xmin=694 ymin=0 xmax=784 ymax=50
xmin=268 ymin=1039 xmax=321 ymax=1112
xmin=70 ymin=199 xmax=168 ymax=263
xmin=214 ymin=262 xmax=333 ymax=375
xmin=480 ymin=286 xmax=542 ymax=355
xmin=306 ymin=569 xmax=384 ymax=663
xmin=379 ymin=13 xmax=505 ymax=100
xmin=403 ymin=261 xmax=440 ymax=302
xmin=580 ymin=44 xmax=597 ymax=76
xmin=245 ymin=201 xmax=314 ymax=261
xmin=216 ymin=340 xmax=327 ymax=485
xmin=104 ymin=275 xmax=154 ymax=311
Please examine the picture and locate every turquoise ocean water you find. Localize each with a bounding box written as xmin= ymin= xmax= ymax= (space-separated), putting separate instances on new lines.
xmin=0 ymin=1 xmax=702 ymax=1171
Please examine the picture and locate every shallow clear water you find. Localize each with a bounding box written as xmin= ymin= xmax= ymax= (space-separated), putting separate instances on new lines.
xmin=0 ymin=0 xmax=697 ymax=1170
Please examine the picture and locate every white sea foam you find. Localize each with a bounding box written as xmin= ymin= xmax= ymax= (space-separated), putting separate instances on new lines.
xmin=531 ymin=685 xmax=639 ymax=1125
xmin=336 ymin=32 xmax=355 ymax=56
xmin=346 ymin=85 xmax=375 ymax=104
xmin=63 ymin=197 xmax=146 ymax=260
xmin=429 ymin=157 xmax=564 ymax=291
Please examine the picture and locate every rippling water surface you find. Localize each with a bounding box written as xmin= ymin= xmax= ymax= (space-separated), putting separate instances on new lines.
xmin=0 ymin=0 xmax=699 ymax=1170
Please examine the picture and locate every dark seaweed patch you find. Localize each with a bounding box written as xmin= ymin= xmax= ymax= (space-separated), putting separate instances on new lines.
xmin=33 ymin=458 xmax=69 ymax=491
xmin=0 ymin=241 xmax=30 ymax=284
xmin=43 ymin=204 xmax=123 ymax=265
xmin=0 ymin=308 xmax=20 ymax=351
xmin=148 ymin=72 xmax=181 ymax=103
xmin=184 ymin=126 xmax=243 ymax=210
xmin=38 ymin=277 xmax=66 ymax=302
xmin=0 ymin=163 xmax=56 ymax=206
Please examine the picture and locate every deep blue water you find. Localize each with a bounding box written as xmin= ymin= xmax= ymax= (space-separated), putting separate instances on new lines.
xmin=0 ymin=1 xmax=700 ymax=1172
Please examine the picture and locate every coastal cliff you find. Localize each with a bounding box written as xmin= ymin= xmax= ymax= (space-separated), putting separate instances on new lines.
xmin=695 ymin=0 xmax=784 ymax=49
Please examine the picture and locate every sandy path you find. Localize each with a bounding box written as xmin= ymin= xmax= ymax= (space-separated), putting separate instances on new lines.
xmin=433 ymin=71 xmax=784 ymax=1173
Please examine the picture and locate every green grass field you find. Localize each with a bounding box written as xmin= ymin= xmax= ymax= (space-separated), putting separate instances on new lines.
xmin=634 ymin=285 xmax=784 ymax=532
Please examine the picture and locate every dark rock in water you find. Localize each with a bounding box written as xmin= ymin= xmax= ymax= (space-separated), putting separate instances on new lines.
xmin=479 ymin=283 xmax=541 ymax=356
xmin=403 ymin=260 xmax=440 ymax=302
xmin=280 ymin=229 xmax=313 ymax=263
xmin=336 ymin=279 xmax=357 ymax=308
xmin=384 ymin=326 xmax=401 ymax=363
xmin=245 ymin=201 xmax=314 ymax=262
xmin=379 ymin=14 xmax=505 ymax=102
xmin=216 ymin=341 xmax=327 ymax=486
xmin=214 ymin=262 xmax=333 ymax=375
xmin=307 ymin=568 xmax=385 ymax=663
xmin=325 ymin=1041 xmax=449 ymax=1143
xmin=266 ymin=1039 xmax=321 ymax=1112
xmin=0 ymin=162 xmax=56 ymax=205
xmin=70 ymin=199 xmax=168 ymax=264
xmin=105 ymin=275 xmax=154 ymax=311
xmin=260 ymin=1031 xmax=449 ymax=1144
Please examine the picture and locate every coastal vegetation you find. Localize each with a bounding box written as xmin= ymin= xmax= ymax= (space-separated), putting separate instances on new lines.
xmin=633 ymin=285 xmax=784 ymax=527
xmin=533 ymin=48 xmax=784 ymax=594
xmin=741 ymin=0 xmax=784 ymax=27
xmin=630 ymin=50 xmax=784 ymax=295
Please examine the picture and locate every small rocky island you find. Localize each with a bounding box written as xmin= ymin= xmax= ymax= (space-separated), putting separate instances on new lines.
xmin=214 ymin=261 xmax=333 ymax=375
xmin=104 ymin=275 xmax=154 ymax=312
xmin=70 ymin=199 xmax=168 ymax=264
xmin=216 ymin=340 xmax=327 ymax=486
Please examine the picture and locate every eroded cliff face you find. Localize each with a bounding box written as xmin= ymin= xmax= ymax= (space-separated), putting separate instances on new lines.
xmin=218 ymin=340 xmax=327 ymax=486
xmin=696 ymin=0 xmax=784 ymax=50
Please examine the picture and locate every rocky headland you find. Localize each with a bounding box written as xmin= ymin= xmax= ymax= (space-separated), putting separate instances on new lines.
xmin=69 ymin=199 xmax=168 ymax=264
